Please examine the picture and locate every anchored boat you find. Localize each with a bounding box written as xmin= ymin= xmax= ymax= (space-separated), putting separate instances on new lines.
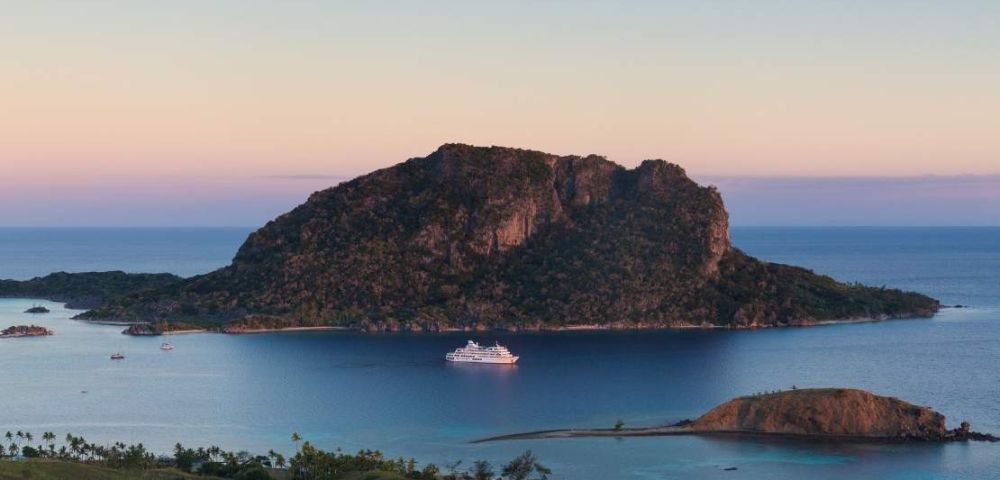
xmin=445 ymin=340 xmax=519 ymax=364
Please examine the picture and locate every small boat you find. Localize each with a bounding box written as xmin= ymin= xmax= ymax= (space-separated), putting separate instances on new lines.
xmin=110 ymin=352 xmax=125 ymax=360
xmin=445 ymin=340 xmax=519 ymax=364
xmin=160 ymin=342 xmax=174 ymax=350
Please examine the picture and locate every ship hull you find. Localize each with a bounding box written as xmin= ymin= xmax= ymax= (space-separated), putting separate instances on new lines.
xmin=445 ymin=355 xmax=519 ymax=364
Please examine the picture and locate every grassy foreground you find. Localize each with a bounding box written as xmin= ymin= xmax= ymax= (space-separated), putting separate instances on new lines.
xmin=0 ymin=459 xmax=214 ymax=479
xmin=0 ymin=430 xmax=550 ymax=480
xmin=0 ymin=459 xmax=426 ymax=480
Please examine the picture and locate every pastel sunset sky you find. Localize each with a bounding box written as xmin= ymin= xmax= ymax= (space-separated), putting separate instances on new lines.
xmin=2 ymin=1 xmax=998 ymax=226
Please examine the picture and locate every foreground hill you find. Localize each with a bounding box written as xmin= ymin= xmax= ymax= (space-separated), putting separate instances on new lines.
xmin=81 ymin=144 xmax=938 ymax=331
xmin=0 ymin=459 xmax=218 ymax=480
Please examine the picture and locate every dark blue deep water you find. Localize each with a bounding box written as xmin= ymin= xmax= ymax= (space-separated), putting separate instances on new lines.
xmin=1 ymin=227 xmax=998 ymax=479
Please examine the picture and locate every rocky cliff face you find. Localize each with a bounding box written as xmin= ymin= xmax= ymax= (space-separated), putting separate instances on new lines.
xmin=82 ymin=144 xmax=938 ymax=330
xmin=690 ymin=388 xmax=948 ymax=440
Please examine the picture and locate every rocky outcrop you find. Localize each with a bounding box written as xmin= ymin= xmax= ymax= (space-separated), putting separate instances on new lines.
xmin=476 ymin=388 xmax=998 ymax=443
xmin=80 ymin=144 xmax=939 ymax=330
xmin=1 ymin=325 xmax=53 ymax=337
xmin=121 ymin=323 xmax=162 ymax=336
xmin=24 ymin=306 xmax=50 ymax=314
xmin=690 ymin=388 xmax=949 ymax=440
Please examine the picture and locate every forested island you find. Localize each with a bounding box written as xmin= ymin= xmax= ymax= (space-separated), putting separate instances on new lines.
xmin=2 ymin=145 xmax=939 ymax=333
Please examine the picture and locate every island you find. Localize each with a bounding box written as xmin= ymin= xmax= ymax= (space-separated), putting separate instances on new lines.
xmin=1 ymin=325 xmax=53 ymax=338
xmin=73 ymin=144 xmax=938 ymax=333
xmin=476 ymin=388 xmax=998 ymax=443
xmin=24 ymin=305 xmax=50 ymax=314
xmin=1 ymin=144 xmax=939 ymax=334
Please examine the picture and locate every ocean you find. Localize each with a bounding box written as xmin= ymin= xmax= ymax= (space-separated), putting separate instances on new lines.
xmin=1 ymin=227 xmax=998 ymax=479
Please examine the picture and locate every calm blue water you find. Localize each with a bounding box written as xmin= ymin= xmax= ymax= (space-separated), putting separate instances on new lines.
xmin=1 ymin=227 xmax=998 ymax=479
xmin=0 ymin=227 xmax=251 ymax=280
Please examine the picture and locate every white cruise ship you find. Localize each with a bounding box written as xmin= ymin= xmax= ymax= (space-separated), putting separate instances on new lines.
xmin=445 ymin=340 xmax=519 ymax=364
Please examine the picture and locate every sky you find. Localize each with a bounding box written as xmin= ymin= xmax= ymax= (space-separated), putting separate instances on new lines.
xmin=2 ymin=1 xmax=998 ymax=226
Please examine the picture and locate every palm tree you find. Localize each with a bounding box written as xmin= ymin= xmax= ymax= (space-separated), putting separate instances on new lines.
xmin=275 ymin=453 xmax=286 ymax=469
xmin=291 ymin=432 xmax=302 ymax=450
xmin=208 ymin=445 xmax=221 ymax=462
xmin=24 ymin=432 xmax=33 ymax=448
xmin=67 ymin=434 xmax=83 ymax=459
xmin=43 ymin=432 xmax=56 ymax=455
xmin=502 ymin=450 xmax=551 ymax=480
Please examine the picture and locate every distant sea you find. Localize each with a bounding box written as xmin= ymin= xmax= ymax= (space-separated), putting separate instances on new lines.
xmin=1 ymin=227 xmax=998 ymax=479
xmin=0 ymin=227 xmax=251 ymax=280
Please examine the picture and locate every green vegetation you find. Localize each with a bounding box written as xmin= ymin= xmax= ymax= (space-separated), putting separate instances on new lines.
xmin=0 ymin=459 xmax=211 ymax=479
xmin=703 ymin=251 xmax=940 ymax=327
xmin=0 ymin=431 xmax=549 ymax=480
xmin=0 ymin=272 xmax=182 ymax=309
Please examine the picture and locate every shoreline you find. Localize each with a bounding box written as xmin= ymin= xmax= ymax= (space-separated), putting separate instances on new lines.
xmin=473 ymin=425 xmax=1000 ymax=444
xmin=74 ymin=319 xmax=134 ymax=326
xmin=161 ymin=328 xmax=209 ymax=335
xmin=12 ymin=297 xmax=940 ymax=337
xmin=223 ymin=326 xmax=350 ymax=334
xmin=84 ymin=314 xmax=935 ymax=337
xmin=74 ymin=319 xmax=347 ymax=336
xmin=473 ymin=425 xmax=693 ymax=443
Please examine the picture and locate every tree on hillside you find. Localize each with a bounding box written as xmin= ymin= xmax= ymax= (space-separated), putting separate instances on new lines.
xmin=501 ymin=450 xmax=551 ymax=480
xmin=472 ymin=459 xmax=495 ymax=480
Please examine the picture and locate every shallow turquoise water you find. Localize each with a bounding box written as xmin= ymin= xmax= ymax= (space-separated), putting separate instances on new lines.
xmin=1 ymin=227 xmax=998 ymax=479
